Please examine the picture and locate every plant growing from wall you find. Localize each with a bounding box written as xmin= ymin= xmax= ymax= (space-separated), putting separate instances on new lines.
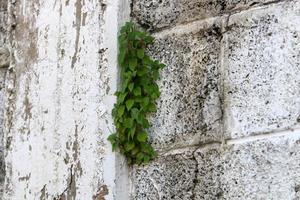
xmin=108 ymin=22 xmax=165 ymax=165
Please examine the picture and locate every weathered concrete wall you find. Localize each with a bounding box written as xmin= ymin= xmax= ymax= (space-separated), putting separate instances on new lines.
xmin=130 ymin=0 xmax=300 ymax=199
xmin=1 ymin=0 xmax=121 ymax=199
xmin=0 ymin=0 xmax=8 ymax=196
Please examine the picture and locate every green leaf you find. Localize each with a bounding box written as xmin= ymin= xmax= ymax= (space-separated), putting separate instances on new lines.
xmin=125 ymin=142 xmax=135 ymax=152
xmin=117 ymin=92 xmax=127 ymax=104
xmin=137 ymin=132 xmax=148 ymax=142
xmin=131 ymin=147 xmax=139 ymax=156
xmin=131 ymin=108 xmax=139 ymax=119
xmin=118 ymin=47 xmax=126 ymax=65
xmin=124 ymin=118 xmax=133 ymax=128
xmin=126 ymin=99 xmax=134 ymax=110
xmin=148 ymin=103 xmax=157 ymax=112
xmin=137 ymin=49 xmax=144 ymax=59
xmin=143 ymin=155 xmax=150 ymax=163
xmin=133 ymin=87 xmax=141 ymax=96
xmin=107 ymin=133 xmax=117 ymax=143
xmin=137 ymin=67 xmax=148 ymax=77
xmin=129 ymin=58 xmax=137 ymax=70
xmin=142 ymin=118 xmax=150 ymax=128
xmin=137 ymin=152 xmax=144 ymax=161
xmin=142 ymin=97 xmax=150 ymax=107
xmin=143 ymin=56 xmax=151 ymax=65
xmin=129 ymin=125 xmax=136 ymax=139
xmin=128 ymin=83 xmax=134 ymax=92
xmin=117 ymin=105 xmax=125 ymax=117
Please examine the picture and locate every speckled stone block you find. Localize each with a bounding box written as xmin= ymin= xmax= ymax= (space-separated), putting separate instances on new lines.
xmin=224 ymin=1 xmax=300 ymax=138
xmin=147 ymin=19 xmax=223 ymax=151
xmin=194 ymin=135 xmax=300 ymax=199
xmin=130 ymin=150 xmax=197 ymax=200
xmin=131 ymin=0 xmax=273 ymax=31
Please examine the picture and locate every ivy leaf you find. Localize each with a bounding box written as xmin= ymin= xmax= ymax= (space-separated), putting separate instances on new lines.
xmin=131 ymin=147 xmax=139 ymax=156
xmin=148 ymin=103 xmax=157 ymax=112
xmin=142 ymin=118 xmax=150 ymax=128
xmin=159 ymin=63 xmax=166 ymax=69
xmin=137 ymin=67 xmax=148 ymax=77
xmin=107 ymin=133 xmax=117 ymax=143
xmin=129 ymin=125 xmax=136 ymax=139
xmin=126 ymin=99 xmax=134 ymax=110
xmin=125 ymin=142 xmax=135 ymax=152
xmin=137 ymin=152 xmax=144 ymax=162
xmin=117 ymin=105 xmax=125 ymax=117
xmin=142 ymin=97 xmax=150 ymax=108
xmin=119 ymin=47 xmax=126 ymax=65
xmin=129 ymin=58 xmax=137 ymax=70
xmin=124 ymin=118 xmax=133 ymax=128
xmin=108 ymin=134 xmax=118 ymax=151
xmin=137 ymin=49 xmax=145 ymax=59
xmin=143 ymin=155 xmax=150 ymax=163
xmin=137 ymin=132 xmax=148 ymax=142
xmin=131 ymin=108 xmax=140 ymax=119
xmin=133 ymin=87 xmax=141 ymax=96
xmin=117 ymin=92 xmax=127 ymax=104
xmin=128 ymin=83 xmax=134 ymax=92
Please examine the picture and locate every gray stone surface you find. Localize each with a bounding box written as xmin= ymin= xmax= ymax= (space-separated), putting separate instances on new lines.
xmin=224 ymin=1 xmax=300 ymax=138
xmin=0 ymin=2 xmax=7 ymax=45
xmin=194 ymin=136 xmax=300 ymax=200
xmin=0 ymin=2 xmax=7 ymax=197
xmin=132 ymin=135 xmax=300 ymax=200
xmin=130 ymin=150 xmax=197 ymax=200
xmin=147 ymin=19 xmax=223 ymax=151
xmin=131 ymin=0 xmax=273 ymax=31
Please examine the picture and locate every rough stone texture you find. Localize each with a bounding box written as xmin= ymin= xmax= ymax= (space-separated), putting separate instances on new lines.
xmin=194 ymin=135 xmax=300 ymax=199
xmin=132 ymin=133 xmax=300 ymax=200
xmin=131 ymin=0 xmax=274 ymax=31
xmin=147 ymin=19 xmax=223 ymax=151
xmin=0 ymin=0 xmax=7 ymax=45
xmin=130 ymin=150 xmax=197 ymax=200
xmin=0 ymin=47 xmax=9 ymax=68
xmin=0 ymin=68 xmax=6 ymax=197
xmin=131 ymin=0 xmax=300 ymax=199
xmin=3 ymin=0 xmax=119 ymax=199
xmin=0 ymin=0 xmax=7 ymax=197
xmin=224 ymin=1 xmax=300 ymax=138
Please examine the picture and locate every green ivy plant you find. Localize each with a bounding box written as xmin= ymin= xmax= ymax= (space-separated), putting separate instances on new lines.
xmin=108 ymin=22 xmax=165 ymax=165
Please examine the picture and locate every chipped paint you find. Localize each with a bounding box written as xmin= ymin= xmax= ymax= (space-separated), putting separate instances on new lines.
xmin=3 ymin=0 xmax=122 ymax=199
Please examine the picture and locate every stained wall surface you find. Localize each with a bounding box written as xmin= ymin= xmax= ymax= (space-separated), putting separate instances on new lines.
xmin=130 ymin=0 xmax=300 ymax=199
xmin=0 ymin=0 xmax=8 ymax=196
xmin=0 ymin=0 xmax=121 ymax=199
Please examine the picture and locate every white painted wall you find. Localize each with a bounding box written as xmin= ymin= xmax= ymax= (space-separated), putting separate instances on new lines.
xmin=0 ymin=0 xmax=130 ymax=199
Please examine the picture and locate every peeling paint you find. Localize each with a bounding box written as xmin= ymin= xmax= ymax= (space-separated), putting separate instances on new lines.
xmin=3 ymin=0 xmax=120 ymax=199
xmin=93 ymin=185 xmax=109 ymax=200
xmin=71 ymin=0 xmax=82 ymax=69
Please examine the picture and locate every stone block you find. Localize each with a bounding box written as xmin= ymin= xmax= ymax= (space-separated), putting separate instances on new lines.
xmin=131 ymin=0 xmax=273 ymax=31
xmin=147 ymin=19 xmax=223 ymax=150
xmin=224 ymin=1 xmax=300 ymax=138
xmin=130 ymin=150 xmax=197 ymax=200
xmin=194 ymin=134 xmax=300 ymax=199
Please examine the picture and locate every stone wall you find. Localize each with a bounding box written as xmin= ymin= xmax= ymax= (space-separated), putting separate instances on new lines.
xmin=130 ymin=0 xmax=300 ymax=199
xmin=0 ymin=0 xmax=8 ymax=196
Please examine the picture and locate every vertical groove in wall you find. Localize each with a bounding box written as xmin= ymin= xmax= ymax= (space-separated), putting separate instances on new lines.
xmin=115 ymin=1 xmax=131 ymax=200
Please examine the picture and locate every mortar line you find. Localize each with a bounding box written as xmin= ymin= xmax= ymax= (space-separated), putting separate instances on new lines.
xmin=152 ymin=0 xmax=291 ymax=36
xmin=226 ymin=126 xmax=300 ymax=145
xmin=156 ymin=126 xmax=300 ymax=156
